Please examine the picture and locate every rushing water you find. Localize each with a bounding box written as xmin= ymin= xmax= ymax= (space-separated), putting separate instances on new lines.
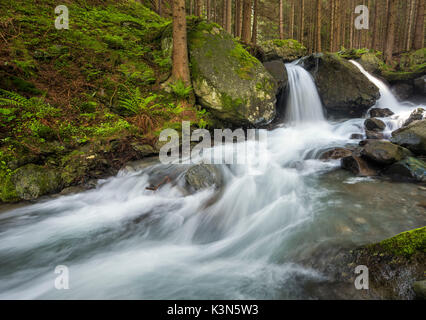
xmin=0 ymin=62 xmax=425 ymax=300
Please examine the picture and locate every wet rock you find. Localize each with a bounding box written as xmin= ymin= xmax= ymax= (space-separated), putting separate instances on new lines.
xmin=263 ymin=60 xmax=288 ymax=92
xmin=131 ymin=143 xmax=157 ymax=157
xmin=413 ymin=280 xmax=426 ymax=300
xmin=403 ymin=108 xmax=425 ymax=127
xmin=392 ymin=83 xmax=414 ymax=101
xmin=341 ymin=155 xmax=377 ymax=177
xmin=302 ymin=53 xmax=380 ymax=118
xmin=350 ymin=133 xmax=364 ymax=140
xmin=414 ymin=75 xmax=426 ymax=95
xmin=358 ymin=52 xmax=382 ymax=75
xmin=361 ymin=140 xmax=412 ymax=165
xmin=365 ymin=130 xmax=385 ymax=140
xmin=320 ymin=148 xmax=353 ymax=161
xmin=369 ymin=107 xmax=394 ymax=118
xmin=185 ymin=164 xmax=223 ymax=192
xmin=260 ymin=39 xmax=307 ymax=62
xmin=385 ymin=157 xmax=426 ymax=182
xmin=391 ymin=119 xmax=426 ymax=155
xmin=364 ymin=118 xmax=386 ymax=132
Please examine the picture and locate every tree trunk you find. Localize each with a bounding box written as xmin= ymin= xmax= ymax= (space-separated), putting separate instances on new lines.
xmin=206 ymin=0 xmax=211 ymax=20
xmin=413 ymin=0 xmax=425 ymax=49
xmin=172 ymin=0 xmax=191 ymax=85
xmin=235 ymin=0 xmax=242 ymax=37
xmin=196 ymin=0 xmax=203 ymax=16
xmin=279 ymin=0 xmax=284 ymax=39
xmin=335 ymin=0 xmax=340 ymax=51
xmin=226 ymin=0 xmax=232 ymax=33
xmin=241 ymin=0 xmax=251 ymax=43
xmin=384 ymin=0 xmax=397 ymax=63
xmin=300 ymin=0 xmax=305 ymax=44
xmin=372 ymin=0 xmax=379 ymax=50
xmin=290 ymin=0 xmax=294 ymax=39
xmin=251 ymin=0 xmax=258 ymax=44
xmin=330 ymin=0 xmax=335 ymax=51
xmin=316 ymin=0 xmax=321 ymax=52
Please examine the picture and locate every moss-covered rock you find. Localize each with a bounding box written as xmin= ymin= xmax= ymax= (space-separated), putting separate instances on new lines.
xmin=391 ymin=119 xmax=426 ymax=155
xmin=186 ymin=21 xmax=278 ymax=126
xmin=1 ymin=164 xmax=62 ymax=201
xmin=302 ymin=53 xmax=380 ymax=118
xmin=260 ymin=39 xmax=307 ymax=62
xmin=361 ymin=140 xmax=412 ymax=165
xmin=358 ymin=52 xmax=383 ymax=75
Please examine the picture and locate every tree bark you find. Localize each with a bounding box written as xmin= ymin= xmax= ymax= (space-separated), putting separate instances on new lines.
xmin=172 ymin=0 xmax=191 ymax=85
xmin=330 ymin=0 xmax=335 ymax=51
xmin=235 ymin=0 xmax=242 ymax=37
xmin=196 ymin=0 xmax=203 ymax=16
xmin=290 ymin=0 xmax=294 ymax=39
xmin=316 ymin=0 xmax=321 ymax=52
xmin=241 ymin=0 xmax=251 ymax=43
xmin=279 ymin=0 xmax=284 ymax=39
xmin=226 ymin=0 xmax=232 ymax=33
xmin=251 ymin=0 xmax=258 ymax=44
xmin=384 ymin=0 xmax=397 ymax=63
xmin=300 ymin=0 xmax=305 ymax=44
xmin=413 ymin=0 xmax=425 ymax=49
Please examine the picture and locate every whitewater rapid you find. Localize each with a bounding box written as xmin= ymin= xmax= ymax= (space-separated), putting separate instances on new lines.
xmin=0 ymin=62 xmax=424 ymax=299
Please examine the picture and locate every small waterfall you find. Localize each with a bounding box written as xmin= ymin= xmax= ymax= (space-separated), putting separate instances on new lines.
xmin=349 ymin=60 xmax=401 ymax=112
xmin=285 ymin=62 xmax=325 ymax=124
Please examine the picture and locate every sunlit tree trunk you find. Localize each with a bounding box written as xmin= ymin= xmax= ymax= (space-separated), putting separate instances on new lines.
xmin=384 ymin=0 xmax=396 ymax=63
xmin=413 ymin=0 xmax=425 ymax=49
xmin=172 ymin=0 xmax=191 ymax=85
xmin=241 ymin=0 xmax=251 ymax=43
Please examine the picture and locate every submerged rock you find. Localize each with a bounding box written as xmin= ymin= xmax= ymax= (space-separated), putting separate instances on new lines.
xmin=385 ymin=157 xmax=426 ymax=182
xmin=364 ymin=118 xmax=386 ymax=132
xmin=260 ymin=39 xmax=307 ymax=62
xmin=183 ymin=21 xmax=277 ymax=126
xmin=369 ymin=107 xmax=394 ymax=118
xmin=391 ymin=119 xmax=426 ymax=155
xmin=403 ymin=108 xmax=425 ymax=127
xmin=341 ymin=155 xmax=377 ymax=177
xmin=185 ymin=164 xmax=223 ymax=192
xmin=302 ymin=53 xmax=380 ymax=118
xmin=361 ymin=140 xmax=412 ymax=165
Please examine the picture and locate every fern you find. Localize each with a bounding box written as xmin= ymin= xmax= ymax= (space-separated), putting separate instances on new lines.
xmin=0 ymin=89 xmax=30 ymax=107
xmin=169 ymin=79 xmax=192 ymax=99
xmin=118 ymin=88 xmax=161 ymax=115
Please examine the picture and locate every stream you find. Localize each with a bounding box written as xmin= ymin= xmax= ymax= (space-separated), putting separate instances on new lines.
xmin=0 ymin=62 xmax=425 ymax=299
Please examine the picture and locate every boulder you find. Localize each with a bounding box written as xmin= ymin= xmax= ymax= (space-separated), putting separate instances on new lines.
xmin=260 ymin=39 xmax=307 ymax=62
xmin=413 ymin=280 xmax=426 ymax=300
xmin=414 ymin=75 xmax=426 ymax=95
xmin=392 ymin=83 xmax=414 ymax=101
xmin=385 ymin=157 xmax=426 ymax=182
xmin=358 ymin=52 xmax=383 ymax=75
xmin=185 ymin=164 xmax=223 ymax=192
xmin=320 ymin=147 xmax=353 ymax=161
xmin=369 ymin=107 xmax=394 ymax=118
xmin=302 ymin=53 xmax=380 ymax=118
xmin=1 ymin=164 xmax=62 ymax=202
xmin=263 ymin=60 xmax=288 ymax=92
xmin=365 ymin=130 xmax=385 ymax=140
xmin=361 ymin=140 xmax=412 ymax=165
xmin=364 ymin=118 xmax=386 ymax=132
xmin=162 ymin=20 xmax=277 ymax=126
xmin=341 ymin=155 xmax=377 ymax=176
xmin=403 ymin=108 xmax=425 ymax=127
xmin=391 ymin=119 xmax=426 ymax=155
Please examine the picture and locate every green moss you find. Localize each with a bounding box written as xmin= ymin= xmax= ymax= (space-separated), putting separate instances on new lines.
xmin=230 ymin=42 xmax=259 ymax=80
xmin=367 ymin=227 xmax=426 ymax=258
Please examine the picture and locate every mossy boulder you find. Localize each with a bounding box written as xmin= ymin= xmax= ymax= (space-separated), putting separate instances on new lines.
xmin=361 ymin=140 xmax=412 ymax=165
xmin=391 ymin=119 xmax=426 ymax=155
xmin=187 ymin=22 xmax=278 ymax=126
xmin=260 ymin=39 xmax=307 ymax=62
xmin=1 ymin=164 xmax=62 ymax=202
xmin=358 ymin=52 xmax=383 ymax=75
xmin=302 ymin=53 xmax=380 ymax=118
xmin=185 ymin=164 xmax=223 ymax=192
